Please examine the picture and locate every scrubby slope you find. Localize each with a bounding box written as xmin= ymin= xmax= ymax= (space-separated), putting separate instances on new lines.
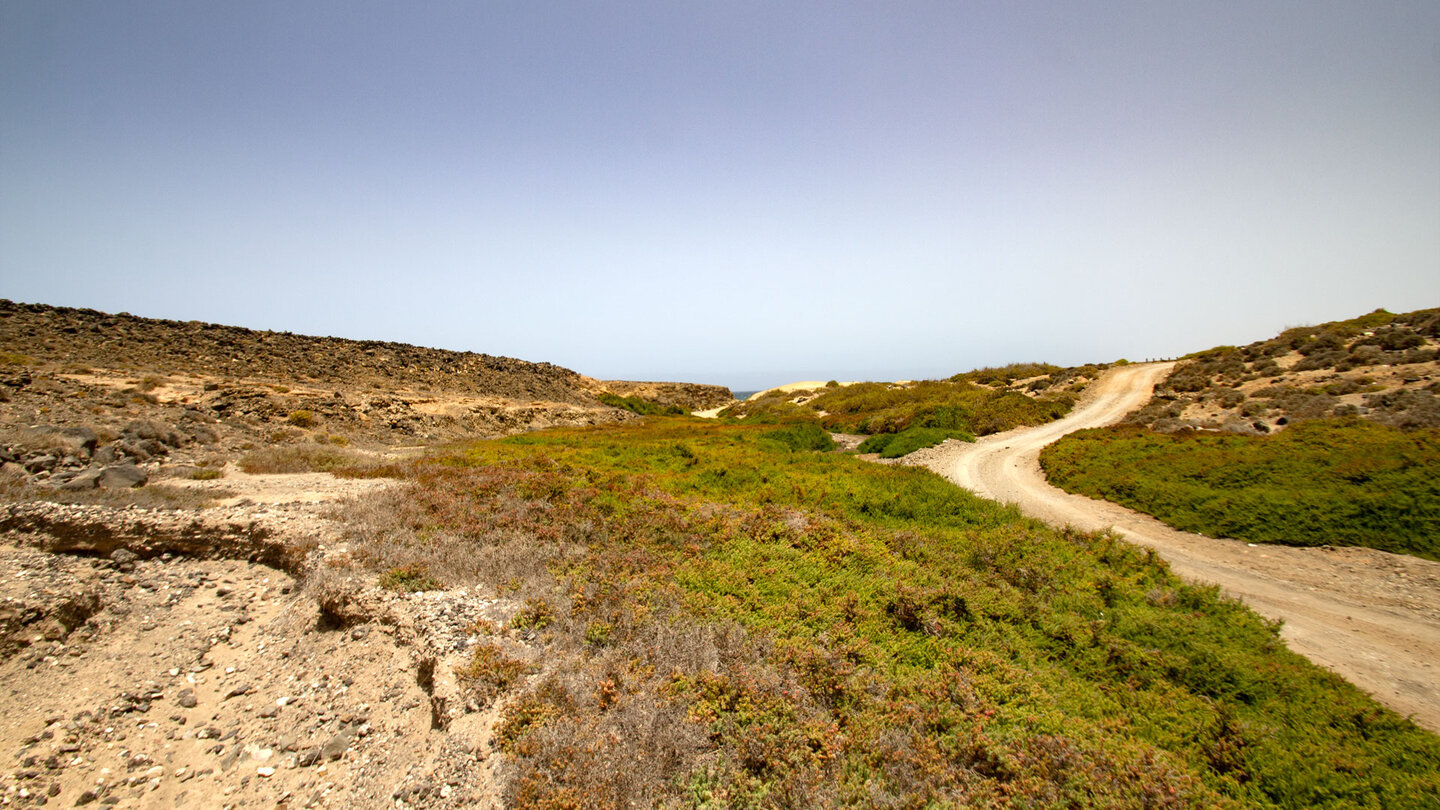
xmin=1128 ymin=307 xmax=1439 ymax=435
xmin=722 ymin=363 xmax=1105 ymax=441
xmin=328 ymin=416 xmax=1440 ymax=807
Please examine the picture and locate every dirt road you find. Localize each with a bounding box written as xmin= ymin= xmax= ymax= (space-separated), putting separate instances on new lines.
xmin=910 ymin=363 xmax=1440 ymax=733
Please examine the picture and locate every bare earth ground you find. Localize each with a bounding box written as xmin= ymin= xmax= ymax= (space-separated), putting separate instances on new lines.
xmin=0 ymin=471 xmax=533 ymax=809
xmin=906 ymin=363 xmax=1440 ymax=733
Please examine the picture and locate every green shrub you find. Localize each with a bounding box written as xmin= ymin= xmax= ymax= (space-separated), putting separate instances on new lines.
xmin=858 ymin=426 xmax=974 ymax=458
xmin=723 ymin=371 xmax=1079 ymax=436
xmin=583 ymin=620 xmax=613 ymax=646
xmin=286 ymin=409 xmax=317 ymax=428
xmin=378 ymin=563 xmax=442 ymax=592
xmin=812 ymin=380 xmax=1072 ymax=436
xmin=511 ymin=598 xmax=555 ymax=631
xmin=760 ymin=422 xmax=835 ymax=452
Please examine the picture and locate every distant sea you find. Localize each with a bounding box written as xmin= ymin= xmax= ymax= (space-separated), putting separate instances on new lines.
xmin=732 ymin=390 xmax=760 ymax=401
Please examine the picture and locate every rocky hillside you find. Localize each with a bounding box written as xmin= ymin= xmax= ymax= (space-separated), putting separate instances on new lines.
xmin=0 ymin=300 xmax=591 ymax=404
xmin=583 ymin=379 xmax=734 ymax=411
xmin=0 ymin=301 xmax=735 ymax=496
xmin=1127 ymin=307 xmax=1439 ymax=434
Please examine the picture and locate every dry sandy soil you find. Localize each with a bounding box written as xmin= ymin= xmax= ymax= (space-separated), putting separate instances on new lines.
xmin=906 ymin=363 xmax=1440 ymax=733
xmin=0 ymin=469 xmax=544 ymax=809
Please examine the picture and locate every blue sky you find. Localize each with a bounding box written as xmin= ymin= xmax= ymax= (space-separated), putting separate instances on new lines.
xmin=2 ymin=2 xmax=1437 ymax=391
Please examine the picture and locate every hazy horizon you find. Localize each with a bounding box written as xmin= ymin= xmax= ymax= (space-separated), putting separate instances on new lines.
xmin=4 ymin=3 xmax=1437 ymax=391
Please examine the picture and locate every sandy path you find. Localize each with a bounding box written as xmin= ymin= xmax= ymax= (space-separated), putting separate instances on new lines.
xmin=910 ymin=363 xmax=1440 ymax=732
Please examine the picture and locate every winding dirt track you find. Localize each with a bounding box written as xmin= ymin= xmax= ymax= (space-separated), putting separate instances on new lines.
xmin=911 ymin=363 xmax=1440 ymax=732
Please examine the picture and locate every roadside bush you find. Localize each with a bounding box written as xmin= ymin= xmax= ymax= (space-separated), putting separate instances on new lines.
xmin=951 ymin=362 xmax=1062 ymax=386
xmin=858 ymin=426 xmax=974 ymax=458
xmin=1042 ymin=419 xmax=1440 ymax=559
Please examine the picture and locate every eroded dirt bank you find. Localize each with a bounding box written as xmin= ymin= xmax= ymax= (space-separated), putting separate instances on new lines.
xmin=0 ymin=472 xmax=532 ymax=809
xmin=907 ymin=363 xmax=1440 ymax=733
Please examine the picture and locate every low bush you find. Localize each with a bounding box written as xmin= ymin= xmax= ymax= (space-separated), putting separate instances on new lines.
xmin=286 ymin=409 xmax=317 ymax=428
xmin=811 ymin=380 xmax=1072 ymax=436
xmin=378 ymin=562 xmax=441 ymax=592
xmin=857 ymin=426 xmax=974 ymax=458
xmin=455 ymin=645 xmax=530 ymax=707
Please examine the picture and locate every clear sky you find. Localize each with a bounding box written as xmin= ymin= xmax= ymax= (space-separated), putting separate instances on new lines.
xmin=3 ymin=2 xmax=1437 ymax=391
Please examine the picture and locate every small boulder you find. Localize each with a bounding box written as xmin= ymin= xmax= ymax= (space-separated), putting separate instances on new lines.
xmin=122 ymin=420 xmax=185 ymax=448
xmin=109 ymin=544 xmax=138 ymax=564
xmin=58 ymin=468 xmax=102 ymax=491
xmin=18 ymin=426 xmax=98 ymax=459
xmin=98 ymin=464 xmax=147 ymax=489
xmin=23 ymin=454 xmax=58 ymax=473
xmin=321 ymin=729 xmax=355 ymax=761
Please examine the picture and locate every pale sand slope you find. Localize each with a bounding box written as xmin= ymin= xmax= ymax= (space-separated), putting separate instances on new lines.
xmin=905 ymin=362 xmax=1440 ymax=733
xmin=745 ymin=381 xmax=861 ymax=401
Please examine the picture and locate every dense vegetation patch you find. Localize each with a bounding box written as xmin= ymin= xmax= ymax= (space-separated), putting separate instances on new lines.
xmin=597 ymin=392 xmax=686 ymax=416
xmin=857 ymin=426 xmax=974 ymax=458
xmin=759 ymin=422 xmax=836 ymax=452
xmin=721 ymin=364 xmax=1090 ymax=456
xmin=810 ymin=380 xmax=1074 ymax=436
xmin=337 ymin=417 xmax=1440 ymax=807
xmin=1041 ymin=419 xmax=1440 ymax=561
